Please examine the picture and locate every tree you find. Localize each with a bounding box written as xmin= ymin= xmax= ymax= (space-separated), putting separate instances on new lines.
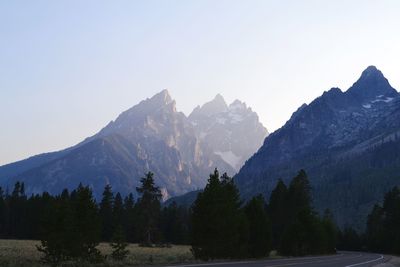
xmin=0 ymin=187 xmax=5 ymax=237
xmin=278 ymin=170 xmax=336 ymax=256
xmin=123 ymin=193 xmax=136 ymax=243
xmin=191 ymin=169 xmax=248 ymax=260
xmin=36 ymin=193 xmax=71 ymax=266
xmin=268 ymin=179 xmax=288 ymax=249
xmin=161 ymin=201 xmax=190 ymax=244
xmin=135 ymin=172 xmax=162 ymax=245
xmin=113 ymin=192 xmax=124 ymax=231
xmin=110 ymin=225 xmax=129 ymax=261
xmin=244 ymin=195 xmax=272 ymax=258
xmin=366 ymin=204 xmax=384 ymax=252
xmin=366 ymin=187 xmax=400 ymax=254
xmin=68 ymin=184 xmax=102 ymax=262
xmin=99 ymin=184 xmax=114 ymax=241
xmin=321 ymin=209 xmax=337 ymax=254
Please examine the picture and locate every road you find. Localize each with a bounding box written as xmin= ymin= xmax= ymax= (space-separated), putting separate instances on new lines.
xmin=165 ymin=252 xmax=387 ymax=267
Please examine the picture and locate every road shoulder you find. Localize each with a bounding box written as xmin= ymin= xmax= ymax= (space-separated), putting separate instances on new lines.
xmin=374 ymin=256 xmax=400 ymax=267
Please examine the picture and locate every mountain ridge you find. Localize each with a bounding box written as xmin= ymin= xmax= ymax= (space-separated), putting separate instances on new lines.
xmin=0 ymin=90 xmax=267 ymax=200
xmin=235 ymin=66 xmax=400 ymax=229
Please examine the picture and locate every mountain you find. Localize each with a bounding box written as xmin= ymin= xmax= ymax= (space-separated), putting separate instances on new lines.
xmin=189 ymin=95 xmax=268 ymax=171
xmin=0 ymin=90 xmax=266 ymax=200
xmin=235 ymin=66 xmax=400 ymax=229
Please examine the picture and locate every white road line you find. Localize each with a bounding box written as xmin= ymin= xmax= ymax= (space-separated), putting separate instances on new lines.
xmin=264 ymin=253 xmax=362 ymax=267
xmin=164 ymin=253 xmax=346 ymax=267
xmin=344 ymin=254 xmax=384 ymax=267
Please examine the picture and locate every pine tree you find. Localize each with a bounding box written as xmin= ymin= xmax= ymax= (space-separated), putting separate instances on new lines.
xmin=268 ymin=179 xmax=288 ymax=249
xmin=191 ymin=169 xmax=249 ymax=260
xmin=136 ymin=172 xmax=162 ymax=246
xmin=69 ymin=184 xmax=102 ymax=262
xmin=36 ymin=193 xmax=71 ymax=266
xmin=113 ymin=192 xmax=124 ymax=232
xmin=161 ymin=201 xmax=190 ymax=244
xmin=110 ymin=224 xmax=129 ymax=261
xmin=244 ymin=195 xmax=272 ymax=258
xmin=0 ymin=187 xmax=4 ymax=237
xmin=99 ymin=184 xmax=114 ymax=241
xmin=123 ymin=193 xmax=136 ymax=243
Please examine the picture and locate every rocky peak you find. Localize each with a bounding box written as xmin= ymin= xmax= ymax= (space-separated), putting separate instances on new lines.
xmin=229 ymin=100 xmax=248 ymax=111
xmin=148 ymin=89 xmax=173 ymax=107
xmin=189 ymin=94 xmax=228 ymax=119
xmin=347 ymin=66 xmax=398 ymax=103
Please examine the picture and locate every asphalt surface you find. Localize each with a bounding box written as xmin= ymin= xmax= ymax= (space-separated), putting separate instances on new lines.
xmin=165 ymin=252 xmax=388 ymax=267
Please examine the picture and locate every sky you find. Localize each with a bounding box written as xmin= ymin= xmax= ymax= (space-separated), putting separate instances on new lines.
xmin=1 ymin=0 xmax=400 ymax=165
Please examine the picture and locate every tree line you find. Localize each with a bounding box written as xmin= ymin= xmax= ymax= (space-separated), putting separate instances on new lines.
xmin=0 ymin=168 xmax=398 ymax=265
xmin=191 ymin=169 xmax=337 ymax=260
xmin=337 ymin=186 xmax=400 ymax=255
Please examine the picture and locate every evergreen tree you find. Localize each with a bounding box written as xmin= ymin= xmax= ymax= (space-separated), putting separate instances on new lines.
xmin=99 ymin=184 xmax=114 ymax=241
xmin=337 ymin=226 xmax=363 ymax=251
xmin=366 ymin=204 xmax=384 ymax=252
xmin=110 ymin=224 xmax=129 ymax=261
xmin=113 ymin=192 xmax=124 ymax=231
xmin=244 ymin=195 xmax=272 ymax=258
xmin=135 ymin=172 xmax=162 ymax=245
xmin=321 ymin=209 xmax=337 ymax=254
xmin=279 ymin=170 xmax=336 ymax=256
xmin=161 ymin=201 xmax=190 ymax=244
xmin=36 ymin=193 xmax=72 ymax=266
xmin=69 ymin=184 xmax=102 ymax=262
xmin=0 ymin=187 xmax=4 ymax=237
xmin=123 ymin=193 xmax=136 ymax=243
xmin=268 ymin=179 xmax=288 ymax=249
xmin=382 ymin=186 xmax=400 ymax=254
xmin=191 ymin=169 xmax=249 ymax=260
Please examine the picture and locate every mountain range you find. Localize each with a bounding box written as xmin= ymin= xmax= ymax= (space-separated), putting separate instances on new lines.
xmin=235 ymin=66 xmax=400 ymax=229
xmin=0 ymin=90 xmax=267 ymax=199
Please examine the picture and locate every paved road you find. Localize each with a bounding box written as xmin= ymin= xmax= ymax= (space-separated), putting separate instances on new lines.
xmin=165 ymin=252 xmax=387 ymax=267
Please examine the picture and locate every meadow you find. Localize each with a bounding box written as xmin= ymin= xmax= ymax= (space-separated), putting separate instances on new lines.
xmin=0 ymin=239 xmax=194 ymax=267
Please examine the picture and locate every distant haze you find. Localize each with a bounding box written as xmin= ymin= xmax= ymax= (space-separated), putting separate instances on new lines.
xmin=1 ymin=1 xmax=400 ymax=165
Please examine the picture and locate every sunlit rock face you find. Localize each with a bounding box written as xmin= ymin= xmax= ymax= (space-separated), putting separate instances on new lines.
xmin=0 ymin=90 xmax=266 ymax=200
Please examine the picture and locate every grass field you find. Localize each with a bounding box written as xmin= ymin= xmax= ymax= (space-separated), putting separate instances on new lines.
xmin=0 ymin=239 xmax=194 ymax=267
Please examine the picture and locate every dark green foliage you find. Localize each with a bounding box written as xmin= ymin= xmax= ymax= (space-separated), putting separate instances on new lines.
xmin=37 ymin=184 xmax=103 ymax=265
xmin=36 ymin=193 xmax=71 ymax=266
xmin=0 ymin=187 xmax=5 ymax=236
xmin=123 ymin=193 xmax=136 ymax=243
xmin=366 ymin=186 xmax=400 ymax=254
xmin=269 ymin=170 xmax=337 ymax=256
xmin=161 ymin=201 xmax=190 ymax=244
xmin=337 ymin=227 xmax=363 ymax=251
xmin=136 ymin=172 xmax=162 ymax=245
xmin=244 ymin=195 xmax=272 ymax=258
xmin=110 ymin=225 xmax=129 ymax=261
xmin=267 ymin=179 xmax=288 ymax=248
xmin=99 ymin=184 xmax=114 ymax=241
xmin=191 ymin=169 xmax=249 ymax=260
xmin=113 ymin=192 xmax=124 ymax=231
xmin=68 ymin=184 xmax=102 ymax=262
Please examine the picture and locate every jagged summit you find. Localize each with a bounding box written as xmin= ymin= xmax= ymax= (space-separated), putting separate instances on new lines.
xmin=347 ymin=66 xmax=397 ymax=102
xmin=189 ymin=94 xmax=228 ymax=119
xmin=147 ymin=89 xmax=173 ymax=106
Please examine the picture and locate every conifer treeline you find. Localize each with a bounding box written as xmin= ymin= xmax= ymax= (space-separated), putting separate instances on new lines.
xmin=0 ymin=169 xmax=399 ymax=262
xmin=191 ymin=169 xmax=337 ymax=260
xmin=0 ymin=173 xmax=190 ymax=245
xmin=336 ymin=186 xmax=400 ymax=255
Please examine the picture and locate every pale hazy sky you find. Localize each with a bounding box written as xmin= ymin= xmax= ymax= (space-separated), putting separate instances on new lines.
xmin=1 ymin=0 xmax=400 ymax=165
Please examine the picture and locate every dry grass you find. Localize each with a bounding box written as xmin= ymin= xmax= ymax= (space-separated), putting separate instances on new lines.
xmin=0 ymin=239 xmax=194 ymax=267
